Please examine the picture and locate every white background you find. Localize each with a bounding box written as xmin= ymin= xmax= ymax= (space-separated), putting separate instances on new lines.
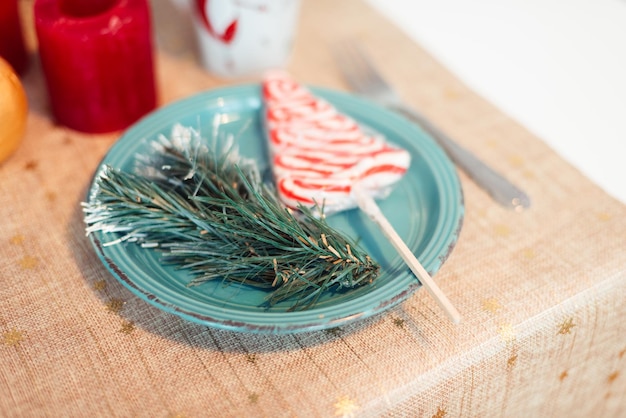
xmin=367 ymin=0 xmax=626 ymax=204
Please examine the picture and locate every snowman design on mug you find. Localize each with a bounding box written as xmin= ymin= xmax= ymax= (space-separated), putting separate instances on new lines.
xmin=193 ymin=0 xmax=300 ymax=78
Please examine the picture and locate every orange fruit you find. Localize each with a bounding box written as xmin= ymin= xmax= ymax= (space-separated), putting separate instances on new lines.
xmin=0 ymin=56 xmax=28 ymax=164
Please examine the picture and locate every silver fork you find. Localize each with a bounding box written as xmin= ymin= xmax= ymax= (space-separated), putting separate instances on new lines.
xmin=334 ymin=42 xmax=531 ymax=210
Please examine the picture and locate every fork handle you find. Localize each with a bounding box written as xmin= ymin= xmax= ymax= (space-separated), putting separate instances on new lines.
xmin=392 ymin=104 xmax=531 ymax=210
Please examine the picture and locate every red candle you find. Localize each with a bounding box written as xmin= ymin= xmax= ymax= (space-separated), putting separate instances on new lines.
xmin=0 ymin=0 xmax=28 ymax=74
xmin=34 ymin=0 xmax=157 ymax=133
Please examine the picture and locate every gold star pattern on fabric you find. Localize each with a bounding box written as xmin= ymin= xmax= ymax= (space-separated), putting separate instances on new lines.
xmin=522 ymin=248 xmax=536 ymax=260
xmin=392 ymin=317 xmax=405 ymax=328
xmin=559 ymin=370 xmax=568 ymax=381
xmin=19 ymin=255 xmax=39 ymax=270
xmin=482 ymin=298 xmax=502 ymax=314
xmin=93 ymin=280 xmax=107 ymax=292
xmin=597 ymin=212 xmax=612 ymax=222
xmin=9 ymin=234 xmax=25 ymax=245
xmin=498 ymin=323 xmax=516 ymax=343
xmin=507 ymin=354 xmax=518 ymax=369
xmin=443 ymin=87 xmax=461 ymax=100
xmin=432 ymin=406 xmax=447 ymax=418
xmin=1 ymin=329 xmax=26 ymax=347
xmin=119 ymin=321 xmax=135 ymax=334
xmin=557 ymin=318 xmax=576 ymax=335
xmin=522 ymin=169 xmax=535 ymax=179
xmin=494 ymin=224 xmax=511 ymax=237
xmin=24 ymin=160 xmax=38 ymax=171
xmin=607 ymin=371 xmax=619 ymax=384
xmin=508 ymin=154 xmax=524 ymax=168
xmin=485 ymin=139 xmax=499 ymax=149
xmin=246 ymin=354 xmax=257 ymax=364
xmin=334 ymin=395 xmax=359 ymax=417
xmin=248 ymin=393 xmax=259 ymax=404
xmin=105 ymin=298 xmax=125 ymax=314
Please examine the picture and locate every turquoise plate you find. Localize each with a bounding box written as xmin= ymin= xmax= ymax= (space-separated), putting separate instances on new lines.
xmin=85 ymin=85 xmax=464 ymax=334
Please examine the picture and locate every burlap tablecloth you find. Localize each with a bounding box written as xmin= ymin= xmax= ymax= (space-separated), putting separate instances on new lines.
xmin=2 ymin=0 xmax=625 ymax=416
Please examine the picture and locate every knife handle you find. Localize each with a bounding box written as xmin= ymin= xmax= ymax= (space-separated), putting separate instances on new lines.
xmin=394 ymin=105 xmax=531 ymax=210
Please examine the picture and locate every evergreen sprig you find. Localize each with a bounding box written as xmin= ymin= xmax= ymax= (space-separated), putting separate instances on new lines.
xmin=83 ymin=125 xmax=380 ymax=310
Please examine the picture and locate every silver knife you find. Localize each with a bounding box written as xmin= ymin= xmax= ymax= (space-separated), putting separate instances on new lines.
xmin=335 ymin=42 xmax=531 ymax=210
xmin=393 ymin=104 xmax=531 ymax=211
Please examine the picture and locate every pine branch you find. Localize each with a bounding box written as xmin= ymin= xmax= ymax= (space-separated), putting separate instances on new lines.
xmin=83 ymin=125 xmax=380 ymax=310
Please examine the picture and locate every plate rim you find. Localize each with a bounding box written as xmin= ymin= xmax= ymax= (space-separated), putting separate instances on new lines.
xmin=85 ymin=84 xmax=465 ymax=334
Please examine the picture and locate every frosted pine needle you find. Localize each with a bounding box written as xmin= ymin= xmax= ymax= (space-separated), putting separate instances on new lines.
xmin=83 ymin=124 xmax=380 ymax=310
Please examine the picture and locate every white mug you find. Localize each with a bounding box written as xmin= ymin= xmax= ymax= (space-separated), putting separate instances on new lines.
xmin=191 ymin=0 xmax=301 ymax=78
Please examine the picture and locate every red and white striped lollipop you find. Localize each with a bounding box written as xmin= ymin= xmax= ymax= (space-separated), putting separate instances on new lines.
xmin=262 ymin=72 xmax=462 ymax=324
xmin=262 ymin=71 xmax=410 ymax=214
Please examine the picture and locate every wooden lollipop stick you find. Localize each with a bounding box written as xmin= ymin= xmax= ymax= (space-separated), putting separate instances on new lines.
xmin=352 ymin=187 xmax=461 ymax=324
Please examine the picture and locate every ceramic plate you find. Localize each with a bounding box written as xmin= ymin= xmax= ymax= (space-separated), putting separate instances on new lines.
xmin=85 ymin=85 xmax=464 ymax=334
